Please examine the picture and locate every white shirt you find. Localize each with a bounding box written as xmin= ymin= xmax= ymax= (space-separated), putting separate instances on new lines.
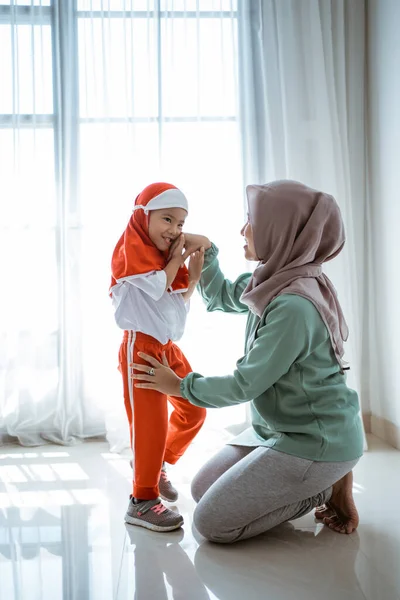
xmin=111 ymin=270 xmax=189 ymax=344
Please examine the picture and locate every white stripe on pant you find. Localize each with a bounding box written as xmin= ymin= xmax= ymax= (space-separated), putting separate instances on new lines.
xmin=127 ymin=331 xmax=136 ymax=471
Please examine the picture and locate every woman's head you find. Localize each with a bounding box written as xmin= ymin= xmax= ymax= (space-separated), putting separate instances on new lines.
xmin=133 ymin=182 xmax=189 ymax=253
xmin=241 ymin=180 xmax=345 ymax=270
xmin=240 ymin=180 xmax=349 ymax=369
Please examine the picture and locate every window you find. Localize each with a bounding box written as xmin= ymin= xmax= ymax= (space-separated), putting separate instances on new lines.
xmin=1 ymin=0 xmax=246 ymax=441
xmin=0 ymin=2 xmax=59 ymax=418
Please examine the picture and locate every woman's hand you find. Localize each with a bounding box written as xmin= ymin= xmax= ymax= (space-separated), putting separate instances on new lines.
xmin=182 ymin=233 xmax=211 ymax=261
xmin=188 ymin=248 xmax=205 ymax=283
xmin=131 ymin=353 xmax=183 ymax=397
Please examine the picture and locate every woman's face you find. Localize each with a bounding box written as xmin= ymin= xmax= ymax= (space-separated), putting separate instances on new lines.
xmin=241 ymin=219 xmax=258 ymax=261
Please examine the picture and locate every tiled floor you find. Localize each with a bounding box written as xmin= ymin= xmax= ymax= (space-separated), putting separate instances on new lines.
xmin=0 ymin=434 xmax=399 ymax=600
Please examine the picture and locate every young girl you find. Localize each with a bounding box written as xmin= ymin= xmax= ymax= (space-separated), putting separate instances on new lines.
xmin=110 ymin=182 xmax=207 ymax=532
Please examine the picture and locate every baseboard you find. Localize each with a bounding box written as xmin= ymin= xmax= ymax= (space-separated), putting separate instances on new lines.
xmin=364 ymin=414 xmax=400 ymax=450
xmin=362 ymin=412 xmax=371 ymax=434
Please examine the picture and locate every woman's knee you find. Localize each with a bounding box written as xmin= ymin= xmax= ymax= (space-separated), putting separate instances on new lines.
xmin=192 ymin=444 xmax=248 ymax=505
xmin=193 ymin=502 xmax=240 ymax=544
xmin=190 ymin=461 xmax=219 ymax=504
xmin=190 ymin=471 xmax=207 ymax=504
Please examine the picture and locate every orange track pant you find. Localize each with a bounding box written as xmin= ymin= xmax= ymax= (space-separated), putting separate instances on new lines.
xmin=119 ymin=331 xmax=207 ymax=500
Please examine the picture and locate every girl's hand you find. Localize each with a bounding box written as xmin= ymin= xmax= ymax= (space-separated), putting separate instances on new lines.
xmin=188 ymin=248 xmax=205 ymax=283
xmin=168 ymin=234 xmax=185 ymax=264
xmin=131 ymin=353 xmax=183 ymax=397
xmin=182 ymin=233 xmax=211 ymax=261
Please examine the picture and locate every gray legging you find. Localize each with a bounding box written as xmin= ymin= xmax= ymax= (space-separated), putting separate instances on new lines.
xmin=191 ymin=445 xmax=359 ymax=544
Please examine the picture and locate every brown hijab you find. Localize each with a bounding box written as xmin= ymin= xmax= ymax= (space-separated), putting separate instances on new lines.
xmin=240 ymin=180 xmax=349 ymax=368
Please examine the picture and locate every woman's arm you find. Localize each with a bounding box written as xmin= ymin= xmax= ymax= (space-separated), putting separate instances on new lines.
xmin=180 ymin=233 xmax=250 ymax=313
xmin=132 ymin=296 xmax=322 ymax=406
xmin=198 ymin=244 xmax=251 ymax=314
xmin=181 ymin=295 xmax=316 ymax=407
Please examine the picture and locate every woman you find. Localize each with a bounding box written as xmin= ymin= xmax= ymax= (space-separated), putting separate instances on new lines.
xmin=132 ymin=180 xmax=364 ymax=544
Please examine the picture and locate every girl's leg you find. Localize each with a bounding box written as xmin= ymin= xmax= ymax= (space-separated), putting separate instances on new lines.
xmin=119 ymin=332 xmax=168 ymax=500
xmin=163 ymin=344 xmax=207 ymax=465
xmin=192 ymin=446 xmax=359 ymax=543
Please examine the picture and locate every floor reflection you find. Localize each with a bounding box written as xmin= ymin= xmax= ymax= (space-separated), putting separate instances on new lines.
xmin=120 ymin=526 xmax=210 ymax=600
xmin=0 ymin=505 xmax=93 ymax=599
xmin=0 ymin=438 xmax=399 ymax=600
xmin=194 ymin=523 xmax=365 ymax=600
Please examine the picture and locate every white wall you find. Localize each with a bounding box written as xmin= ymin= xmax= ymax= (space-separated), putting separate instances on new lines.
xmin=367 ymin=0 xmax=400 ymax=444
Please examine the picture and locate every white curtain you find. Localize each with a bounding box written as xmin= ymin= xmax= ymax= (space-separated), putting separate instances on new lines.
xmin=237 ymin=0 xmax=369 ymax=437
xmin=367 ymin=0 xmax=400 ymax=447
xmin=1 ymin=0 xmax=371 ymax=450
xmin=0 ymin=0 xmax=247 ymax=449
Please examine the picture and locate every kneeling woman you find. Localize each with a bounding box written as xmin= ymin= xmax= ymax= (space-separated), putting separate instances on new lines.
xmin=132 ymin=180 xmax=364 ymax=544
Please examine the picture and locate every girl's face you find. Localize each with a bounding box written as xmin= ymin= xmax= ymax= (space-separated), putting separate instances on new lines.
xmin=148 ymin=207 xmax=187 ymax=252
xmin=241 ymin=219 xmax=258 ymax=261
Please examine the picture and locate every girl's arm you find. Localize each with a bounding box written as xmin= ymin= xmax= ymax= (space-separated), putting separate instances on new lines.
xmin=164 ymin=234 xmax=185 ymax=291
xmin=164 ymin=257 xmax=184 ymax=291
xmin=182 ymin=248 xmax=205 ymax=303
xmin=182 ymin=280 xmax=198 ymax=304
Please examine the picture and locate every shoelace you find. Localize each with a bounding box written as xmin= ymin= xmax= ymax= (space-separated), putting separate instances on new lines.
xmin=137 ymin=501 xmax=167 ymax=517
xmin=150 ymin=503 xmax=167 ymax=515
xmin=160 ymin=470 xmax=169 ymax=482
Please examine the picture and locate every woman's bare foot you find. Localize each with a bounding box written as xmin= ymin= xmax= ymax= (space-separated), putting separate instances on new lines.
xmin=315 ymin=504 xmax=336 ymax=520
xmin=318 ymin=471 xmax=359 ymax=534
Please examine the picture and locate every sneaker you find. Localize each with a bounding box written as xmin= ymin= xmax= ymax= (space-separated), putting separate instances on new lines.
xmin=124 ymin=497 xmax=184 ymax=532
xmin=159 ymin=463 xmax=179 ymax=502
xmin=129 ymin=460 xmax=179 ymax=503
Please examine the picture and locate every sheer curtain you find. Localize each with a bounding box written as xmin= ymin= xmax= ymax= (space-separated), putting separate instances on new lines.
xmin=0 ymin=0 xmax=247 ymax=449
xmin=1 ymin=0 xmax=369 ymax=451
xmin=237 ymin=0 xmax=369 ymax=442
xmin=367 ymin=0 xmax=400 ymax=448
